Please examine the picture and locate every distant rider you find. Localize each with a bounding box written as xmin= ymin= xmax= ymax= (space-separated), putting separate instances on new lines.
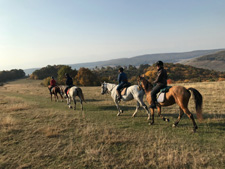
xmin=65 ymin=73 xmax=73 ymax=98
xmin=116 ymin=67 xmax=128 ymax=101
xmin=150 ymin=61 xmax=168 ymax=109
xmin=48 ymin=76 xmax=56 ymax=94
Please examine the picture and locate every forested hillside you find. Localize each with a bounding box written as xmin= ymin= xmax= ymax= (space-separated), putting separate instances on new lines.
xmin=0 ymin=69 xmax=25 ymax=83
xmin=184 ymin=50 xmax=225 ymax=72
xmin=30 ymin=63 xmax=225 ymax=86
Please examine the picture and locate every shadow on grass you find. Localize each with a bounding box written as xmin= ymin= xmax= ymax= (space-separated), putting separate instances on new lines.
xmin=85 ymin=99 xmax=103 ymax=102
xmin=97 ymin=105 xmax=137 ymax=111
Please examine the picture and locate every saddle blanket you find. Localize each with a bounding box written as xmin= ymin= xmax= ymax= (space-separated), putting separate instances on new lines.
xmin=157 ymin=86 xmax=172 ymax=103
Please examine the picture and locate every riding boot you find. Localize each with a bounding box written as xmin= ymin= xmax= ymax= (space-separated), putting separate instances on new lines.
xmin=149 ymin=102 xmax=156 ymax=109
xmin=116 ymin=90 xmax=122 ymax=101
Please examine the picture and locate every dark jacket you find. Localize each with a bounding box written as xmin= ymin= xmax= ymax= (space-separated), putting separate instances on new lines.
xmin=154 ymin=67 xmax=167 ymax=86
xmin=118 ymin=72 xmax=128 ymax=84
xmin=66 ymin=76 xmax=73 ymax=86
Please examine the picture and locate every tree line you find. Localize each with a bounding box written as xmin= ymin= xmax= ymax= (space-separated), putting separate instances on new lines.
xmin=0 ymin=69 xmax=25 ymax=83
xmin=30 ymin=63 xmax=225 ymax=86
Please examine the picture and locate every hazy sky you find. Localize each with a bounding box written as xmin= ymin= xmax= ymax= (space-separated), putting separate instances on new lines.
xmin=1 ymin=0 xmax=225 ymax=70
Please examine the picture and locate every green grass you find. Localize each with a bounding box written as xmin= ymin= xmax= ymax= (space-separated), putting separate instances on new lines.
xmin=0 ymin=79 xmax=224 ymax=168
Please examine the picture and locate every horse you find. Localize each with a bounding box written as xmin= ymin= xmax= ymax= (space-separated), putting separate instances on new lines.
xmin=101 ymin=82 xmax=150 ymax=119
xmin=138 ymin=76 xmax=203 ymax=132
xmin=48 ymin=85 xmax=63 ymax=102
xmin=60 ymin=85 xmax=85 ymax=110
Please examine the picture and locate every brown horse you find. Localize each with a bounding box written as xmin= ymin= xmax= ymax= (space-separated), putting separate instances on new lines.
xmin=48 ymin=86 xmax=63 ymax=102
xmin=138 ymin=76 xmax=203 ymax=132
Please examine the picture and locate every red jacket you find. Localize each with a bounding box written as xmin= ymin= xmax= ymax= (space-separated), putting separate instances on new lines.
xmin=50 ymin=79 xmax=56 ymax=86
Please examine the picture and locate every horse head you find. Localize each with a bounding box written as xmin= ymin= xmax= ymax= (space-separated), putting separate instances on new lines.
xmin=101 ymin=82 xmax=108 ymax=95
xmin=138 ymin=75 xmax=153 ymax=91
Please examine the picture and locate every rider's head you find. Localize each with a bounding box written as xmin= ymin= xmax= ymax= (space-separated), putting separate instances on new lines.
xmin=51 ymin=76 xmax=54 ymax=79
xmin=156 ymin=61 xmax=164 ymax=67
xmin=65 ymin=73 xmax=69 ymax=77
xmin=119 ymin=67 xmax=124 ymax=72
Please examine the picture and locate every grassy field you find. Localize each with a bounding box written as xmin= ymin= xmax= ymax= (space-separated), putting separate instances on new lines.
xmin=0 ymin=79 xmax=224 ymax=169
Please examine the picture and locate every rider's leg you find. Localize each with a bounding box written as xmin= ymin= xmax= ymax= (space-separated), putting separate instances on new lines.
xmin=116 ymin=84 xmax=123 ymax=101
xmin=150 ymin=84 xmax=163 ymax=108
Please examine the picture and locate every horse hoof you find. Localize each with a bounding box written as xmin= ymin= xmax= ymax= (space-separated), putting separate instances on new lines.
xmin=120 ymin=110 xmax=123 ymax=114
xmin=172 ymin=124 xmax=176 ymax=127
xmin=166 ymin=118 xmax=170 ymax=122
xmin=117 ymin=113 xmax=120 ymax=116
xmin=69 ymin=106 xmax=72 ymax=109
xmin=149 ymin=122 xmax=154 ymax=125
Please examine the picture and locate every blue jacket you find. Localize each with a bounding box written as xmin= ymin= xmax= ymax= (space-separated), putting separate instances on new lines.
xmin=118 ymin=72 xmax=128 ymax=84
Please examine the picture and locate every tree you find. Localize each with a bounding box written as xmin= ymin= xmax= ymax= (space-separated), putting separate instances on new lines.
xmin=57 ymin=66 xmax=77 ymax=84
xmin=75 ymin=67 xmax=100 ymax=86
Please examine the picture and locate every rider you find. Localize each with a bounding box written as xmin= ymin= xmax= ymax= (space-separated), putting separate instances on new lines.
xmin=64 ymin=73 xmax=73 ymax=98
xmin=48 ymin=76 xmax=56 ymax=94
xmin=116 ymin=67 xmax=128 ymax=101
xmin=150 ymin=61 xmax=168 ymax=109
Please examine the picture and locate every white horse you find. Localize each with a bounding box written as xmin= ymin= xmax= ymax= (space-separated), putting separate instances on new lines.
xmin=101 ymin=82 xmax=150 ymax=119
xmin=60 ymin=85 xmax=85 ymax=110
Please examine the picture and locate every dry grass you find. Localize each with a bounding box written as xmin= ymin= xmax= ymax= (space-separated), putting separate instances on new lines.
xmin=0 ymin=79 xmax=224 ymax=168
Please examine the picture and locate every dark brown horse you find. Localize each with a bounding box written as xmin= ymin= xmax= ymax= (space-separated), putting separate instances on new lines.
xmin=138 ymin=76 xmax=203 ymax=132
xmin=48 ymin=86 xmax=63 ymax=102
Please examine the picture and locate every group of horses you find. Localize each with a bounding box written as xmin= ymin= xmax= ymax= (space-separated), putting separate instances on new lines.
xmin=48 ymin=85 xmax=85 ymax=110
xmin=49 ymin=75 xmax=203 ymax=132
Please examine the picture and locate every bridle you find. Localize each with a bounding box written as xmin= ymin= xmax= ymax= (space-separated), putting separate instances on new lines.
xmin=101 ymin=83 xmax=108 ymax=94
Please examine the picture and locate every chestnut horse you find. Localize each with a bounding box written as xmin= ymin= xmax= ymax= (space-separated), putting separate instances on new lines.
xmin=48 ymin=86 xmax=63 ymax=102
xmin=138 ymin=76 xmax=203 ymax=132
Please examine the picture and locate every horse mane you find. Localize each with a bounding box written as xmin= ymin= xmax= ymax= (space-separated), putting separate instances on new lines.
xmin=140 ymin=77 xmax=153 ymax=91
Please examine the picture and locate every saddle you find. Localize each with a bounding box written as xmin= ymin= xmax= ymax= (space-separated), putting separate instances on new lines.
xmin=120 ymin=82 xmax=131 ymax=96
xmin=157 ymin=86 xmax=172 ymax=103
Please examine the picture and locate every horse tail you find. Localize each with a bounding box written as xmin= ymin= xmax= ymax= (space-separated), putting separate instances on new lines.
xmin=77 ymin=88 xmax=86 ymax=103
xmin=188 ymin=88 xmax=203 ymax=121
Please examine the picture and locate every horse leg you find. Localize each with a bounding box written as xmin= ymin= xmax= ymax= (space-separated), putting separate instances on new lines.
xmin=115 ymin=101 xmax=123 ymax=116
xmin=60 ymin=93 xmax=63 ymax=102
xmin=173 ymin=107 xmax=184 ymax=127
xmin=79 ymin=97 xmax=83 ymax=110
xmin=157 ymin=105 xmax=170 ymax=122
xmin=182 ymin=107 xmax=198 ymax=132
xmin=149 ymin=108 xmax=155 ymax=125
xmin=67 ymin=97 xmax=72 ymax=109
xmin=55 ymin=93 xmax=58 ymax=102
xmin=136 ymin=98 xmax=151 ymax=121
xmin=73 ymin=97 xmax=76 ymax=110
xmin=132 ymin=102 xmax=140 ymax=118
xmin=50 ymin=94 xmax=53 ymax=101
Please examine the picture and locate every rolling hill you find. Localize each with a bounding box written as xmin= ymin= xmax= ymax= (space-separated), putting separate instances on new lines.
xmin=24 ymin=49 xmax=224 ymax=75
xmin=182 ymin=50 xmax=225 ymax=72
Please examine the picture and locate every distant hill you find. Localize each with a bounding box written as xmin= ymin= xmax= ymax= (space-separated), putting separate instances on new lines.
xmin=183 ymin=50 xmax=225 ymax=72
xmin=24 ymin=49 xmax=224 ymax=75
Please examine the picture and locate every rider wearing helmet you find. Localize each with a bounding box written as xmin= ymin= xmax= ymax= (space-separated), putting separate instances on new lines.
xmin=65 ymin=73 xmax=73 ymax=98
xmin=116 ymin=67 xmax=128 ymax=101
xmin=150 ymin=61 xmax=168 ymax=108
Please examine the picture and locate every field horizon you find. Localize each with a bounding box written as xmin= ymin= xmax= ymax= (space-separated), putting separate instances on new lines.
xmin=0 ymin=79 xmax=224 ymax=168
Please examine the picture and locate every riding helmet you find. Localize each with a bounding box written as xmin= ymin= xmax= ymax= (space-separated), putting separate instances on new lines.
xmin=156 ymin=60 xmax=163 ymax=66
xmin=119 ymin=67 xmax=124 ymax=72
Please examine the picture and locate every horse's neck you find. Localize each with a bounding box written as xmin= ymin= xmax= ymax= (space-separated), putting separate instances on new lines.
xmin=107 ymin=83 xmax=117 ymax=92
xmin=142 ymin=80 xmax=152 ymax=92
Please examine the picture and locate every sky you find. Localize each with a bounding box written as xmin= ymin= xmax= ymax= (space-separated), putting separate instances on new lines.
xmin=1 ymin=0 xmax=225 ymax=70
